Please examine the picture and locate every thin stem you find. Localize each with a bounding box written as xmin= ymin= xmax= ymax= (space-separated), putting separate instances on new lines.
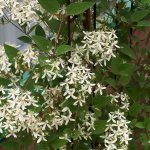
xmin=93 ymin=4 xmax=96 ymax=30
xmin=67 ymin=0 xmax=71 ymax=45
xmin=129 ymin=0 xmax=134 ymax=48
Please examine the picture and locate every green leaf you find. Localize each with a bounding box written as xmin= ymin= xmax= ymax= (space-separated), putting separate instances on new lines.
xmin=0 ymin=138 xmax=18 ymax=150
xmin=35 ymin=142 xmax=49 ymax=150
xmin=105 ymin=78 xmax=117 ymax=88
xmin=0 ymin=77 xmax=10 ymax=86
xmin=119 ymin=44 xmax=135 ymax=59
xmin=32 ymin=36 xmax=52 ymax=52
xmin=119 ymin=75 xmax=131 ymax=86
xmin=20 ymin=71 xmax=30 ymax=86
xmin=136 ymin=20 xmax=150 ymax=27
xmin=93 ymin=120 xmax=107 ymax=134
xmin=129 ymin=103 xmax=142 ymax=117
xmin=35 ymin=25 xmax=46 ymax=37
xmin=93 ymin=95 xmax=111 ymax=108
xmin=111 ymin=58 xmax=136 ymax=76
xmin=20 ymin=133 xmax=33 ymax=149
xmin=4 ymin=44 xmax=18 ymax=62
xmin=38 ymin=0 xmax=60 ymax=14
xmin=56 ymin=45 xmax=73 ymax=55
xmin=135 ymin=122 xmax=145 ymax=129
xmin=66 ymin=2 xmax=95 ymax=15
xmin=145 ymin=118 xmax=150 ymax=130
xmin=130 ymin=10 xmax=149 ymax=22
xmin=142 ymin=0 xmax=150 ymax=4
xmin=39 ymin=55 xmax=49 ymax=67
xmin=18 ymin=36 xmax=32 ymax=43
xmin=50 ymin=139 xmax=67 ymax=149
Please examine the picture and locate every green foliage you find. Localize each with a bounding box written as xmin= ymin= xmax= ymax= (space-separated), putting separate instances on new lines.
xmin=0 ymin=0 xmax=150 ymax=149
xmin=32 ymin=35 xmax=52 ymax=52
xmin=0 ymin=77 xmax=10 ymax=86
xmin=119 ymin=44 xmax=135 ymax=59
xmin=0 ymin=139 xmax=18 ymax=150
xmin=66 ymin=2 xmax=95 ymax=15
xmin=93 ymin=120 xmax=107 ymax=134
xmin=4 ymin=44 xmax=18 ymax=62
xmin=38 ymin=0 xmax=60 ymax=14
xmin=18 ymin=36 xmax=32 ymax=43
xmin=56 ymin=45 xmax=73 ymax=55
xmin=130 ymin=10 xmax=149 ymax=22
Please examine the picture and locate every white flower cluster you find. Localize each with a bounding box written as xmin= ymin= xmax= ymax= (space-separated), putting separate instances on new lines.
xmin=102 ymin=93 xmax=132 ymax=150
xmin=60 ymin=47 xmax=95 ymax=107
xmin=18 ymin=45 xmax=39 ymax=69
xmin=41 ymin=58 xmax=65 ymax=81
xmin=78 ymin=112 xmax=96 ymax=140
xmin=0 ymin=0 xmax=40 ymax=26
xmin=0 ymin=87 xmax=46 ymax=143
xmin=0 ymin=45 xmax=12 ymax=74
xmin=0 ymin=84 xmax=75 ymax=143
xmin=110 ymin=92 xmax=130 ymax=111
xmin=102 ymin=110 xmax=132 ymax=150
xmin=82 ymin=29 xmax=119 ymax=66
xmin=41 ymin=86 xmax=62 ymax=109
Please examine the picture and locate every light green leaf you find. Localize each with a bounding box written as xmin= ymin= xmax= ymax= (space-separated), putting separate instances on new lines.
xmin=20 ymin=71 xmax=30 ymax=86
xmin=35 ymin=142 xmax=49 ymax=150
xmin=136 ymin=20 xmax=150 ymax=27
xmin=135 ymin=122 xmax=145 ymax=129
xmin=142 ymin=0 xmax=150 ymax=4
xmin=38 ymin=0 xmax=60 ymax=14
xmin=51 ymin=139 xmax=67 ymax=149
xmin=66 ymin=2 xmax=95 ymax=15
xmin=56 ymin=45 xmax=73 ymax=55
xmin=4 ymin=44 xmax=18 ymax=62
xmin=32 ymin=36 xmax=52 ymax=52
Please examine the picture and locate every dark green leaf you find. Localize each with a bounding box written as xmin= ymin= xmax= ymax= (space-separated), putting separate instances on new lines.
xmin=119 ymin=44 xmax=135 ymax=59
xmin=32 ymin=36 xmax=52 ymax=52
xmin=66 ymin=2 xmax=95 ymax=15
xmin=93 ymin=120 xmax=107 ymax=134
xmin=38 ymin=0 xmax=60 ymax=14
xmin=129 ymin=103 xmax=142 ymax=117
xmin=119 ymin=75 xmax=131 ymax=86
xmin=105 ymin=78 xmax=117 ymax=88
xmin=35 ymin=25 xmax=46 ymax=37
xmin=4 ymin=44 xmax=18 ymax=62
xmin=18 ymin=36 xmax=32 ymax=43
xmin=0 ymin=138 xmax=18 ymax=150
xmin=0 ymin=77 xmax=10 ymax=86
xmin=130 ymin=10 xmax=149 ymax=22
xmin=111 ymin=58 xmax=136 ymax=76
xmin=93 ymin=95 xmax=111 ymax=108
